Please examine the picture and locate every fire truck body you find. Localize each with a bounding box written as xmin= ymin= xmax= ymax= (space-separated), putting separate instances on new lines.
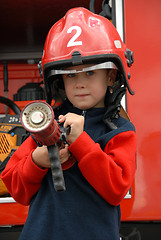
xmin=0 ymin=0 xmax=161 ymax=239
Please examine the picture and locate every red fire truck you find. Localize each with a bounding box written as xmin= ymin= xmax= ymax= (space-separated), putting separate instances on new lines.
xmin=0 ymin=0 xmax=161 ymax=239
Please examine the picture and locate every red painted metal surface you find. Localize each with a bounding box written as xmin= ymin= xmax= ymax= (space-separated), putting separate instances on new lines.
xmin=0 ymin=63 xmax=40 ymax=225
xmin=120 ymin=0 xmax=161 ymax=221
xmin=0 ymin=64 xmax=42 ymax=114
xmin=0 ymin=201 xmax=28 ymax=226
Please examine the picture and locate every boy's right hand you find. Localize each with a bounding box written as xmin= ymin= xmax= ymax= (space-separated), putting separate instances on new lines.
xmin=32 ymin=144 xmax=71 ymax=169
xmin=32 ymin=145 xmax=50 ymax=169
xmin=58 ymin=113 xmax=84 ymax=144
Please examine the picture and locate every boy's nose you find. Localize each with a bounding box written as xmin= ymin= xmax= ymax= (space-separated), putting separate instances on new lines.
xmin=75 ymin=74 xmax=86 ymax=88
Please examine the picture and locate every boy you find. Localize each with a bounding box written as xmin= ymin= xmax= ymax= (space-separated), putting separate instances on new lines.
xmin=1 ymin=7 xmax=136 ymax=240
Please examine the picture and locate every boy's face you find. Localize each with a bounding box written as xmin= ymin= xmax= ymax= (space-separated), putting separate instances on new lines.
xmin=62 ymin=64 xmax=115 ymax=110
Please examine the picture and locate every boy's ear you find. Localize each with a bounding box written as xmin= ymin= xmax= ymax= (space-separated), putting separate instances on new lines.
xmin=107 ymin=70 xmax=117 ymax=86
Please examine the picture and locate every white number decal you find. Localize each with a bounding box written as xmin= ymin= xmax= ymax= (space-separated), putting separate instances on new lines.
xmin=67 ymin=26 xmax=82 ymax=47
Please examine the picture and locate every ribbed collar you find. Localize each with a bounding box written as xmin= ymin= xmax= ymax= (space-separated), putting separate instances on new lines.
xmin=55 ymin=100 xmax=108 ymax=142
xmin=57 ymin=99 xmax=106 ymax=119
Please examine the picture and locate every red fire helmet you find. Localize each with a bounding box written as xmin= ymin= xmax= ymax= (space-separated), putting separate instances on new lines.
xmin=40 ymin=7 xmax=134 ymax=103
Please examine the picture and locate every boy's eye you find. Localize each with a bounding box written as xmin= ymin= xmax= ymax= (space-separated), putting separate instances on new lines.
xmin=67 ymin=73 xmax=76 ymax=78
xmin=86 ymin=71 xmax=94 ymax=76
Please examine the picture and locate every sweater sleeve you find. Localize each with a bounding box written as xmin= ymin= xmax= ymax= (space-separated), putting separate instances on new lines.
xmin=1 ymin=136 xmax=48 ymax=206
xmin=68 ymin=130 xmax=137 ymax=206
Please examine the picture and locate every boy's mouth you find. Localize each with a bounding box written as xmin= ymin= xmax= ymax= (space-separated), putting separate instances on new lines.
xmin=75 ymin=94 xmax=90 ymax=98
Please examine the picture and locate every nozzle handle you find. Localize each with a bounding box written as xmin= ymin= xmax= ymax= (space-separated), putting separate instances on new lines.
xmin=47 ymin=144 xmax=66 ymax=192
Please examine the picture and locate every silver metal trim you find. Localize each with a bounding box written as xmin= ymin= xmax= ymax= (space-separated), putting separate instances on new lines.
xmin=49 ymin=62 xmax=118 ymax=76
xmin=115 ymin=0 xmax=124 ymax=41
xmin=0 ymin=197 xmax=16 ymax=203
xmin=115 ymin=0 xmax=126 ymax=110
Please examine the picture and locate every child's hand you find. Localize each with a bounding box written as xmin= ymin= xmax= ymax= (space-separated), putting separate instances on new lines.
xmin=59 ymin=144 xmax=71 ymax=164
xmin=32 ymin=145 xmax=71 ymax=169
xmin=32 ymin=145 xmax=50 ymax=169
xmin=59 ymin=113 xmax=84 ymax=144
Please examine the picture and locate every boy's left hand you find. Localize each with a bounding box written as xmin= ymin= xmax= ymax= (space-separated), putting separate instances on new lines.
xmin=59 ymin=144 xmax=71 ymax=164
xmin=59 ymin=113 xmax=84 ymax=144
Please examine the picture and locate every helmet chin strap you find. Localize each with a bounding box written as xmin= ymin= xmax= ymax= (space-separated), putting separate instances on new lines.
xmin=103 ymin=86 xmax=127 ymax=130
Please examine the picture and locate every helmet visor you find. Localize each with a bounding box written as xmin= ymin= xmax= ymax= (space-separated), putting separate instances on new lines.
xmin=47 ymin=62 xmax=118 ymax=78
